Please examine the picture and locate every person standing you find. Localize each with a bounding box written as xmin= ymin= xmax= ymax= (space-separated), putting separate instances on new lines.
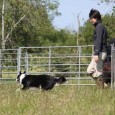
xmin=87 ymin=9 xmax=108 ymax=84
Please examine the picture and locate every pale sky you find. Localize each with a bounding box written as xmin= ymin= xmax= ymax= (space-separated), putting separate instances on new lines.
xmin=53 ymin=0 xmax=113 ymax=31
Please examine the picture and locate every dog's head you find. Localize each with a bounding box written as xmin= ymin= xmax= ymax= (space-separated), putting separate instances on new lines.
xmin=16 ymin=71 xmax=26 ymax=84
xmin=57 ymin=76 xmax=67 ymax=84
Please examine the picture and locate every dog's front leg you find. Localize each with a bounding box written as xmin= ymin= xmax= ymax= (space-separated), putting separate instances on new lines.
xmin=15 ymin=88 xmax=21 ymax=92
xmin=21 ymin=85 xmax=28 ymax=90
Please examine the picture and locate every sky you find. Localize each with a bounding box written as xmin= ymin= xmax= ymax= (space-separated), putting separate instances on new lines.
xmin=53 ymin=0 xmax=113 ymax=31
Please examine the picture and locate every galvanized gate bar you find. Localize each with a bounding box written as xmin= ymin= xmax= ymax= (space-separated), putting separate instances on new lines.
xmin=111 ymin=45 xmax=115 ymax=89
xmin=0 ymin=49 xmax=18 ymax=77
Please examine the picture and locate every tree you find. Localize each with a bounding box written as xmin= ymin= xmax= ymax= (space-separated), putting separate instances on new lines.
xmin=0 ymin=0 xmax=60 ymax=49
xmin=2 ymin=0 xmax=5 ymax=49
xmin=1 ymin=0 xmax=28 ymax=49
xmin=79 ymin=21 xmax=94 ymax=45
xmin=103 ymin=14 xmax=115 ymax=39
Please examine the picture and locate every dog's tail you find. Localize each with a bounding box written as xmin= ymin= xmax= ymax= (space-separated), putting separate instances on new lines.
xmin=54 ymin=76 xmax=66 ymax=84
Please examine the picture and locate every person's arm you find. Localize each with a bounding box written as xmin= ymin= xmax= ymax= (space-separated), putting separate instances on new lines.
xmin=94 ymin=24 xmax=103 ymax=55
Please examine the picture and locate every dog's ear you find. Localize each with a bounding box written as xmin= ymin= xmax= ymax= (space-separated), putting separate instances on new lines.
xmin=19 ymin=71 xmax=21 ymax=75
xmin=23 ymin=71 xmax=26 ymax=74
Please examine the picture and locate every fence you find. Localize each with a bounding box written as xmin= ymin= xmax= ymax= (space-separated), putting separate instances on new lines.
xmin=0 ymin=49 xmax=18 ymax=80
xmin=111 ymin=45 xmax=115 ymax=89
xmin=0 ymin=45 xmax=115 ymax=89
xmin=0 ymin=45 xmax=95 ymax=87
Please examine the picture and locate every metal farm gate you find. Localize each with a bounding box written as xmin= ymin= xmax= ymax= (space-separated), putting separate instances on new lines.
xmin=0 ymin=49 xmax=19 ymax=80
xmin=0 ymin=45 xmax=115 ymax=89
xmin=18 ymin=46 xmax=95 ymax=87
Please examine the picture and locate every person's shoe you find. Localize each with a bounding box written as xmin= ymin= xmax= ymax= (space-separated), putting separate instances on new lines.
xmin=96 ymin=75 xmax=104 ymax=89
xmin=91 ymin=73 xmax=99 ymax=81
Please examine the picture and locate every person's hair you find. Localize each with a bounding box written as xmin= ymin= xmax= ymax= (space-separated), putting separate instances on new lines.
xmin=89 ymin=9 xmax=101 ymax=21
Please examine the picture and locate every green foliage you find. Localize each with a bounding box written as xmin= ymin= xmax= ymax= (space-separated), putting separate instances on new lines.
xmin=1 ymin=0 xmax=114 ymax=49
xmin=5 ymin=0 xmax=55 ymax=48
xmin=103 ymin=14 xmax=115 ymax=39
xmin=80 ymin=21 xmax=94 ymax=45
xmin=48 ymin=29 xmax=77 ymax=46
xmin=0 ymin=0 xmax=77 ymax=49
xmin=0 ymin=0 xmax=59 ymax=48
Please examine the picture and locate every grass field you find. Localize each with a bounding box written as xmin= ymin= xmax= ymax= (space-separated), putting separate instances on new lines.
xmin=0 ymin=82 xmax=115 ymax=115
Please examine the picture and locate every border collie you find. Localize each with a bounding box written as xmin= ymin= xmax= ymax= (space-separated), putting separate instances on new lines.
xmin=16 ymin=71 xmax=66 ymax=90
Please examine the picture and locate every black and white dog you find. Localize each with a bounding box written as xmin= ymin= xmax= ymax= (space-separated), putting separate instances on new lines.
xmin=16 ymin=71 xmax=66 ymax=90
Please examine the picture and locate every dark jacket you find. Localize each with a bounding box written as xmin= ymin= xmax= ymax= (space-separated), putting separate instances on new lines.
xmin=93 ymin=21 xmax=108 ymax=55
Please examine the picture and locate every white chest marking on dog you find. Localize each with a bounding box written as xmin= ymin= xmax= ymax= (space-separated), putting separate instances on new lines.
xmin=20 ymin=74 xmax=26 ymax=84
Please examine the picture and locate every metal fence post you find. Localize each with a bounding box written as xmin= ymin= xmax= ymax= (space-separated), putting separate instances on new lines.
xmin=78 ymin=46 xmax=81 ymax=90
xmin=111 ymin=45 xmax=113 ymax=89
xmin=48 ymin=46 xmax=51 ymax=74
xmin=25 ymin=52 xmax=28 ymax=74
xmin=111 ymin=45 xmax=115 ymax=90
xmin=17 ymin=48 xmax=21 ymax=75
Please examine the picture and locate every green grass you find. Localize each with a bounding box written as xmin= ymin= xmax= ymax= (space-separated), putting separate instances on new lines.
xmin=0 ymin=82 xmax=115 ymax=115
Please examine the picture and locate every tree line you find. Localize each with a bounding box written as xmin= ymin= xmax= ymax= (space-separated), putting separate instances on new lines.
xmin=0 ymin=0 xmax=115 ymax=49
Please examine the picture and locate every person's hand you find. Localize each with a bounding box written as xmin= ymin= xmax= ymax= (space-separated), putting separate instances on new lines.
xmin=93 ymin=55 xmax=99 ymax=62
